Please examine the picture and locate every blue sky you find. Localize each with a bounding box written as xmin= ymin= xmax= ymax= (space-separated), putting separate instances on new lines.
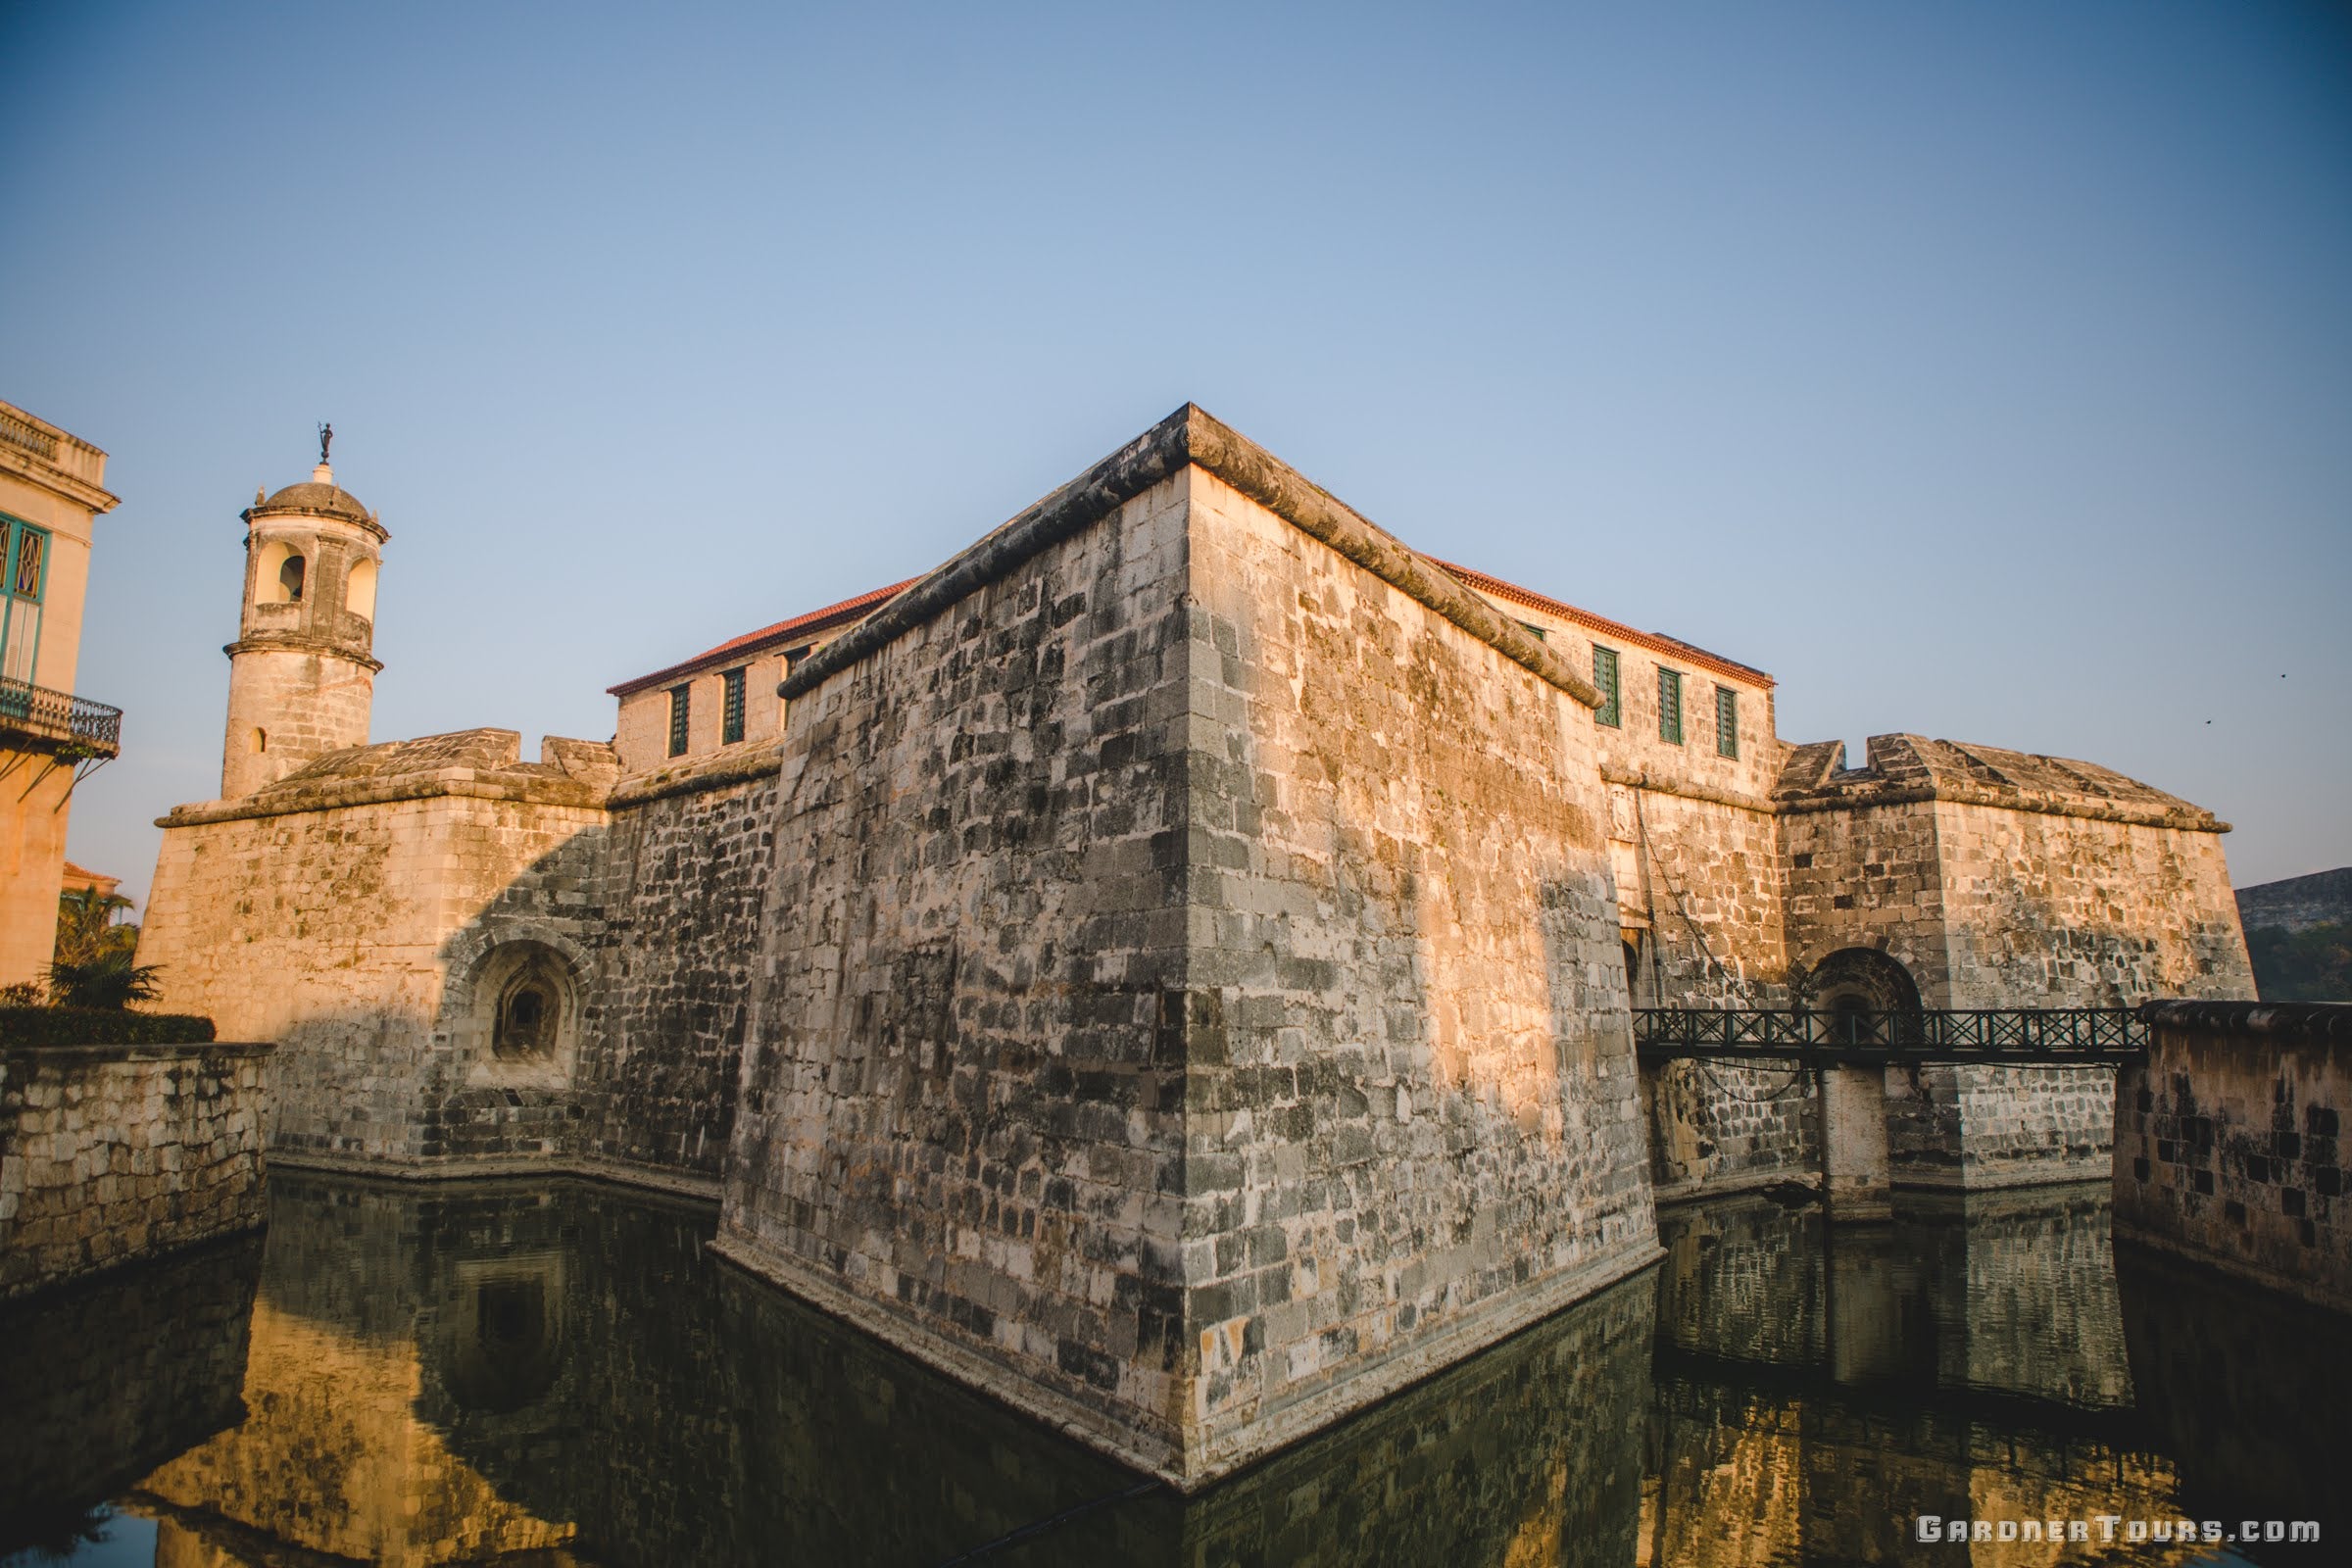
xmin=5 ymin=0 xmax=2347 ymax=905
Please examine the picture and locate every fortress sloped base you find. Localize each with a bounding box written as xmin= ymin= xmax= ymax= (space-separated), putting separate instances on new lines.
xmin=717 ymin=409 xmax=1660 ymax=1489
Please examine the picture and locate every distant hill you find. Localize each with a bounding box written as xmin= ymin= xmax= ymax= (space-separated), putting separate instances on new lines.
xmin=2237 ymin=867 xmax=2352 ymax=934
xmin=2236 ymin=867 xmax=2351 ymax=1003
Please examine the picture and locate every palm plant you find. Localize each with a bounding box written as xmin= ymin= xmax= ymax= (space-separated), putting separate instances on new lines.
xmin=54 ymin=887 xmax=137 ymax=966
xmin=45 ymin=953 xmax=165 ymax=1009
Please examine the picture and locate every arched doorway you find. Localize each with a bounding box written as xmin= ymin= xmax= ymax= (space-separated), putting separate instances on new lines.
xmin=1799 ymin=948 xmax=1923 ymax=1045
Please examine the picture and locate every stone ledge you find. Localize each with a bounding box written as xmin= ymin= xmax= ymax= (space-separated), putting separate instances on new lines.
xmin=267 ymin=1148 xmax=723 ymax=1201
xmin=0 ymin=1041 xmax=270 ymax=1067
xmin=159 ymin=770 xmax=608 ymax=827
xmin=1775 ymin=781 xmax=2226 ymax=831
xmin=710 ymin=1227 xmax=1662 ymax=1493
xmin=780 ymin=404 xmax=1603 ymax=710
xmin=1601 ymin=765 xmax=1775 ymax=817
xmin=2137 ymin=998 xmax=2352 ymax=1044
xmin=608 ymin=739 xmax=789 ymax=809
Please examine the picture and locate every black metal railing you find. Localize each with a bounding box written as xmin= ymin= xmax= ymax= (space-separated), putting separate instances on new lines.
xmin=0 ymin=677 xmax=122 ymax=756
xmin=1634 ymin=1007 xmax=2147 ymax=1064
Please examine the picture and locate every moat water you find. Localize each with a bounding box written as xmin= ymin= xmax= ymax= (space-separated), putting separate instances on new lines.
xmin=2 ymin=1172 xmax=2341 ymax=1567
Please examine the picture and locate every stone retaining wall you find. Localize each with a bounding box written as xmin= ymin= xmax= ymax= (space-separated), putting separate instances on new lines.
xmin=2114 ymin=1000 xmax=2352 ymax=1312
xmin=0 ymin=1040 xmax=270 ymax=1298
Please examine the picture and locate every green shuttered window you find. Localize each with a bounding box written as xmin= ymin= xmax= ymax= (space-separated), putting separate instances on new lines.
xmin=721 ymin=666 xmax=748 ymax=745
xmin=1593 ymin=646 xmax=1621 ymax=727
xmin=667 ymin=684 xmax=691 ymax=757
xmin=1658 ymin=667 xmax=1683 ymax=744
xmin=1716 ymin=685 xmax=1739 ymax=759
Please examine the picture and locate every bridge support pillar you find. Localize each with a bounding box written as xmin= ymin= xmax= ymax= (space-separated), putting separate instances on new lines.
xmin=1819 ymin=1065 xmax=1892 ymax=1221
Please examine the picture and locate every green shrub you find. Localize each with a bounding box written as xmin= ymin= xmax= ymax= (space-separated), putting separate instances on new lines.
xmin=0 ymin=1007 xmax=217 ymax=1047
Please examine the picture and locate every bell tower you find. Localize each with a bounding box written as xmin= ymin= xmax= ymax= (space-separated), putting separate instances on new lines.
xmin=220 ymin=427 xmax=387 ymax=798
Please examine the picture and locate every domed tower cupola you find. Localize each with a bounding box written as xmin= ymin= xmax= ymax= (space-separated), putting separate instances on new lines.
xmin=220 ymin=425 xmax=389 ymax=798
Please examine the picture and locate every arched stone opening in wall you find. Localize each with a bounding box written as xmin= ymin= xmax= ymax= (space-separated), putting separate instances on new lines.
xmin=345 ymin=555 xmax=378 ymax=620
xmin=255 ymin=538 xmax=308 ymax=605
xmin=1796 ymin=946 xmax=1924 ymax=1044
xmin=449 ymin=937 xmax=583 ymax=1090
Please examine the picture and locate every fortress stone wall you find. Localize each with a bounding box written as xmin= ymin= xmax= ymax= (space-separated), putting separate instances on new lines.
xmin=133 ymin=403 xmax=2260 ymax=1482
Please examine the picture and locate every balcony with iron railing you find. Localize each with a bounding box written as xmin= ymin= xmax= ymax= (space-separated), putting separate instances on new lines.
xmin=0 ymin=678 xmax=122 ymax=758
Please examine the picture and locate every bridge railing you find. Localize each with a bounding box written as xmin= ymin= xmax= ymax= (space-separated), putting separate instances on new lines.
xmin=1634 ymin=1007 xmax=2148 ymax=1064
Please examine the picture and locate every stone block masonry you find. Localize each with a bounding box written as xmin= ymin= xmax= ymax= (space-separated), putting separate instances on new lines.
xmin=718 ymin=405 xmax=1659 ymax=1491
xmin=0 ymin=1040 xmax=270 ymax=1298
xmin=2115 ymin=1000 xmax=2352 ymax=1313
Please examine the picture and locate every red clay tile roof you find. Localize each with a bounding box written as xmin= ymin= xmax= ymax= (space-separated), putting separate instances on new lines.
xmin=612 ymin=556 xmax=1770 ymax=703
xmin=1429 ymin=558 xmax=1775 ymax=688
xmin=607 ymin=578 xmax=919 ymax=697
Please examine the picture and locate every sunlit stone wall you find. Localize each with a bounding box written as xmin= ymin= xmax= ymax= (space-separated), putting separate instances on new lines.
xmin=0 ymin=1041 xmax=269 ymax=1298
xmin=722 ymin=410 xmax=1659 ymax=1490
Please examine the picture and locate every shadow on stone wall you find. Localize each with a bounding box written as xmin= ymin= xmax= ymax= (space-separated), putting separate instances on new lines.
xmin=0 ymin=1230 xmax=263 ymax=1557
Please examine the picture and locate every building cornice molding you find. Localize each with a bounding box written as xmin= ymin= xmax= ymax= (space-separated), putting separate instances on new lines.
xmin=0 ymin=446 xmax=119 ymax=514
xmin=222 ymin=635 xmax=385 ymax=674
xmin=779 ymin=404 xmax=1604 ymax=710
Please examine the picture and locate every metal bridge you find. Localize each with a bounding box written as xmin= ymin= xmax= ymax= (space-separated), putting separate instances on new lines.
xmin=1633 ymin=1007 xmax=2147 ymax=1066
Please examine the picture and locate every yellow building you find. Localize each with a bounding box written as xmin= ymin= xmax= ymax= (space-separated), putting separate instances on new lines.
xmin=0 ymin=399 xmax=121 ymax=988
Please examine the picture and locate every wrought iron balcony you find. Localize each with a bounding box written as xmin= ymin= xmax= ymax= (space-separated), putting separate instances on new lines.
xmin=1634 ymin=1006 xmax=2148 ymax=1065
xmin=0 ymin=678 xmax=122 ymax=758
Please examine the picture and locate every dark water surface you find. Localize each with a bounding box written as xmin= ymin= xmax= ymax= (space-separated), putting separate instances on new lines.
xmin=1 ymin=1171 xmax=2340 ymax=1566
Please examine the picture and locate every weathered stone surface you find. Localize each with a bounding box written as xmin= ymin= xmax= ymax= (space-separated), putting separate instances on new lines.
xmin=0 ymin=1041 xmax=270 ymax=1297
xmin=2115 ymin=1000 xmax=2352 ymax=1311
xmin=721 ymin=452 xmax=1657 ymax=1489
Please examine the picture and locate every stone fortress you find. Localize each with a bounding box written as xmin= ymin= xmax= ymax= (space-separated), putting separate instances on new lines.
xmin=138 ymin=405 xmax=2254 ymax=1490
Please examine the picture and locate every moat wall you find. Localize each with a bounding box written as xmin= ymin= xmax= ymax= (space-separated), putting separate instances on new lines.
xmin=2115 ymin=1000 xmax=2352 ymax=1313
xmin=0 ymin=1041 xmax=270 ymax=1298
xmin=720 ymin=412 xmax=1658 ymax=1490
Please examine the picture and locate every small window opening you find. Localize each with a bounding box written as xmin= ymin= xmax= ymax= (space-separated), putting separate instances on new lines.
xmin=1519 ymin=621 xmax=1547 ymax=643
xmin=1592 ymin=647 xmax=1621 ymax=728
xmin=667 ymin=683 xmax=691 ymax=757
xmin=721 ymin=666 xmax=748 ymax=745
xmin=1715 ymin=685 xmax=1739 ymax=760
xmin=251 ymin=728 xmax=268 ymax=754
xmin=1658 ymin=667 xmax=1684 ymax=745
xmin=278 ymin=553 xmax=307 ymax=603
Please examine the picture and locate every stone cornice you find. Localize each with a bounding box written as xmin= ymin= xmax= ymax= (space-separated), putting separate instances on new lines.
xmin=1773 ymin=782 xmax=2229 ymax=833
xmin=608 ymin=739 xmax=789 ymax=809
xmin=2140 ymin=999 xmax=2352 ymax=1044
xmin=780 ymin=405 xmax=1604 ymax=710
xmin=1600 ymin=766 xmax=1775 ymax=816
xmin=160 ymin=769 xmax=607 ymax=828
xmin=223 ymin=634 xmax=385 ymax=674
xmin=0 ymin=445 xmax=119 ymax=514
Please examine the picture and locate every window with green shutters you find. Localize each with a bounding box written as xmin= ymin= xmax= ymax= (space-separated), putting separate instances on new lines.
xmin=667 ymin=684 xmax=691 ymax=757
xmin=0 ymin=515 xmax=49 ymax=686
xmin=1715 ymin=685 xmax=1739 ymax=759
xmin=721 ymin=666 xmax=748 ymax=745
xmin=1592 ymin=646 xmax=1621 ymax=727
xmin=1658 ymin=667 xmax=1683 ymax=744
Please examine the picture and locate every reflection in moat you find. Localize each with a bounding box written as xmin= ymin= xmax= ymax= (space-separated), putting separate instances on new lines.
xmin=1 ymin=1173 xmax=2339 ymax=1566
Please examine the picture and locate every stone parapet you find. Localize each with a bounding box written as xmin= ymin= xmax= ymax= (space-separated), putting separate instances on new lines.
xmin=0 ymin=1040 xmax=271 ymax=1298
xmin=2115 ymin=999 xmax=2352 ymax=1313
